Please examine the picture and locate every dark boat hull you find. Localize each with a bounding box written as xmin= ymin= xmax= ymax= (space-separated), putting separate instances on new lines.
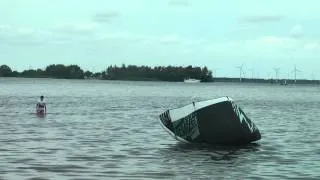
xmin=159 ymin=97 xmax=261 ymax=145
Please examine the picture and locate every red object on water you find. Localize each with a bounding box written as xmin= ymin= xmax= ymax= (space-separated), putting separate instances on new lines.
xmin=36 ymin=108 xmax=46 ymax=118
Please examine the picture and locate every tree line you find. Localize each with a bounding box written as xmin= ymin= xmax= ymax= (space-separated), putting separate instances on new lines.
xmin=0 ymin=64 xmax=86 ymax=79
xmin=0 ymin=64 xmax=213 ymax=82
xmin=105 ymin=64 xmax=213 ymax=82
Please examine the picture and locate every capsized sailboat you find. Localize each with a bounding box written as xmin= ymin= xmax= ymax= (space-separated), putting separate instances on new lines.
xmin=159 ymin=97 xmax=261 ymax=145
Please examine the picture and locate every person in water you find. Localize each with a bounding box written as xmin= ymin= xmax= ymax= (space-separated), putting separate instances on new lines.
xmin=36 ymin=95 xmax=47 ymax=114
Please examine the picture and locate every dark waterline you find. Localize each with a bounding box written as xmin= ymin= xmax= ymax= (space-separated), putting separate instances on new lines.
xmin=0 ymin=78 xmax=319 ymax=179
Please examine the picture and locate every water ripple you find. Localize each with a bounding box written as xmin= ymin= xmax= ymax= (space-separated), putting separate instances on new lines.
xmin=0 ymin=79 xmax=320 ymax=179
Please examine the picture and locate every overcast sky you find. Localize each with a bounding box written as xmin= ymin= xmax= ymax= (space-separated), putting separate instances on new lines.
xmin=1 ymin=0 xmax=319 ymax=79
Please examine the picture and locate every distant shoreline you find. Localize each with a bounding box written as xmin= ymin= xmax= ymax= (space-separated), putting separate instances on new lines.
xmin=1 ymin=76 xmax=319 ymax=85
xmin=1 ymin=64 xmax=319 ymax=85
xmin=213 ymin=77 xmax=320 ymax=85
xmin=0 ymin=64 xmax=214 ymax=82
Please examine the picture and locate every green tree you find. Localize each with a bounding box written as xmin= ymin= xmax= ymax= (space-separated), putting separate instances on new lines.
xmin=0 ymin=65 xmax=12 ymax=77
xmin=44 ymin=64 xmax=84 ymax=79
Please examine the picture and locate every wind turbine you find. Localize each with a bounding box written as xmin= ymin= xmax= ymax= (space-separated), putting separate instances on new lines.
xmin=292 ymin=65 xmax=301 ymax=84
xmin=273 ymin=68 xmax=280 ymax=83
xmin=249 ymin=68 xmax=255 ymax=79
xmin=310 ymin=72 xmax=317 ymax=81
xmin=236 ymin=63 xmax=245 ymax=82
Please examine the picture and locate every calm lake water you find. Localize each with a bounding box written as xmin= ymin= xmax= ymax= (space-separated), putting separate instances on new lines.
xmin=0 ymin=78 xmax=319 ymax=180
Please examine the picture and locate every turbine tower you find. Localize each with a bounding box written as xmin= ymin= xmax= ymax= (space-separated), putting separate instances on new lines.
xmin=292 ymin=65 xmax=301 ymax=84
xmin=249 ymin=68 xmax=254 ymax=79
xmin=236 ymin=63 xmax=245 ymax=82
xmin=274 ymin=68 xmax=280 ymax=83
xmin=311 ymin=72 xmax=315 ymax=81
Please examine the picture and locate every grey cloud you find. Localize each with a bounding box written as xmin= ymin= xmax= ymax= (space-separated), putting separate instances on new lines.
xmin=168 ymin=0 xmax=190 ymax=7
xmin=52 ymin=23 xmax=97 ymax=36
xmin=0 ymin=25 xmax=47 ymax=46
xmin=0 ymin=24 xmax=94 ymax=46
xmin=290 ymin=25 xmax=303 ymax=38
xmin=240 ymin=15 xmax=285 ymax=23
xmin=0 ymin=35 xmax=45 ymax=46
xmin=93 ymin=11 xmax=120 ymax=23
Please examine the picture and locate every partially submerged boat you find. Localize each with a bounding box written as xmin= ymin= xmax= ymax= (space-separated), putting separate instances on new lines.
xmin=159 ymin=97 xmax=261 ymax=145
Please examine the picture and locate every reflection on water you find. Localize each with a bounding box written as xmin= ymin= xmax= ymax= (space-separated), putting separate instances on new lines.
xmin=0 ymin=78 xmax=320 ymax=179
xmin=164 ymin=142 xmax=261 ymax=161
